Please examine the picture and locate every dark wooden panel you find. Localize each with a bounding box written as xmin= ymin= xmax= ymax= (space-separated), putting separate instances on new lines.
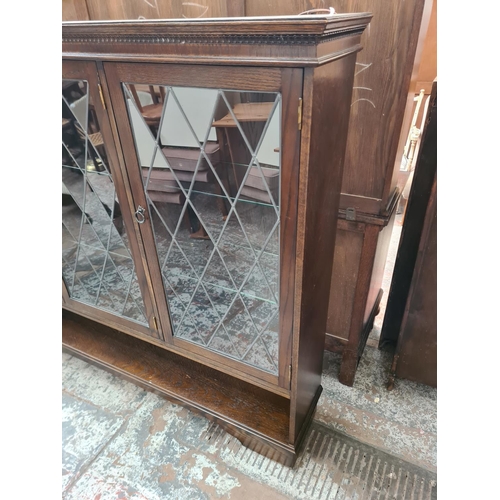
xmin=108 ymin=62 xmax=281 ymax=92
xmin=245 ymin=0 xmax=330 ymax=16
xmin=340 ymin=0 xmax=431 ymax=207
xmin=246 ymin=0 xmax=432 ymax=211
xmin=393 ymin=178 xmax=436 ymax=387
xmin=376 ymin=0 xmax=434 ymax=212
xmin=85 ymin=0 xmax=159 ymax=20
xmin=62 ymin=0 xmax=90 ymax=21
xmin=79 ymin=0 xmax=242 ymax=21
xmin=62 ymin=310 xmax=297 ymax=465
xmin=379 ymin=80 xmax=437 ymax=349
xmin=336 ymin=222 xmax=379 ymax=385
xmin=291 ymin=50 xmax=358 ymax=441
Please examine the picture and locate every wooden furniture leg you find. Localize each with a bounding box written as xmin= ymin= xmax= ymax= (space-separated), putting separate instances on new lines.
xmin=187 ymin=205 xmax=210 ymax=240
xmin=327 ymin=214 xmax=396 ymax=387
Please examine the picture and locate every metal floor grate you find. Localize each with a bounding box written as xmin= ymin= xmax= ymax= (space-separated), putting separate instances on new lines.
xmin=200 ymin=420 xmax=437 ymax=500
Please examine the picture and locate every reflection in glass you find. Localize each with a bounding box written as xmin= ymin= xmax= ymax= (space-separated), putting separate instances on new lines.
xmin=62 ymin=79 xmax=148 ymax=325
xmin=125 ymin=84 xmax=281 ymax=373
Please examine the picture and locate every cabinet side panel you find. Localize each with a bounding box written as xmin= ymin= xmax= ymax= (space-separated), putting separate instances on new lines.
xmin=395 ymin=179 xmax=436 ymax=387
xmin=291 ymin=53 xmax=358 ymax=442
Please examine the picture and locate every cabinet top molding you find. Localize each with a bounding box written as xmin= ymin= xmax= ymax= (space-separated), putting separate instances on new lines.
xmin=62 ymin=13 xmax=372 ymax=67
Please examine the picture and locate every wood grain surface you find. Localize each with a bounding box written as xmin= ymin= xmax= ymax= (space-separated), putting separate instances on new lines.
xmin=394 ymin=177 xmax=436 ymax=387
xmin=291 ymin=51 xmax=358 ymax=441
xmin=245 ymin=0 xmax=432 ymax=211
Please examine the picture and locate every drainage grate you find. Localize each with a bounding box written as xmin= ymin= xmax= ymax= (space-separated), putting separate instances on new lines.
xmin=201 ymin=420 xmax=437 ymax=500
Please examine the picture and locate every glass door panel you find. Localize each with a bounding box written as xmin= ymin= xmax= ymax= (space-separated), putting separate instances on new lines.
xmin=62 ymin=79 xmax=149 ymax=326
xmin=123 ymin=83 xmax=281 ymax=373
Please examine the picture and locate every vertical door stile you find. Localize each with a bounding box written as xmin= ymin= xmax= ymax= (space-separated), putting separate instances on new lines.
xmin=278 ymin=68 xmax=303 ymax=390
xmin=96 ymin=62 xmax=168 ymax=341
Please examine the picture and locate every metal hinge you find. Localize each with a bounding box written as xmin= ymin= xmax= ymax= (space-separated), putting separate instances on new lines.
xmin=152 ymin=316 xmax=158 ymax=331
xmin=289 ymin=364 xmax=292 ymax=389
xmin=298 ymin=98 xmax=303 ymax=131
xmin=346 ymin=207 xmax=356 ymax=221
xmin=98 ymin=83 xmax=106 ymax=110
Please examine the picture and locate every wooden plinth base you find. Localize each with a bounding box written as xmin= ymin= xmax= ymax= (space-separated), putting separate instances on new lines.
xmin=62 ymin=310 xmax=320 ymax=467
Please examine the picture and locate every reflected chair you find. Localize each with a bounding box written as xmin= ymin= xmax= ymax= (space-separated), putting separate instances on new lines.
xmin=128 ymin=87 xmax=230 ymax=239
xmin=69 ymin=93 xmax=108 ymax=173
xmin=129 ymin=85 xmax=165 ymax=139
xmin=64 ymin=93 xmax=123 ymax=233
xmin=212 ymin=101 xmax=280 ymax=205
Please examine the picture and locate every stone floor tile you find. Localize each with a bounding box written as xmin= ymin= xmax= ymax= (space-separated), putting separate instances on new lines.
xmin=321 ymin=348 xmax=437 ymax=436
xmin=62 ymin=355 xmax=147 ymax=415
xmin=62 ymin=393 xmax=124 ymax=494
xmin=64 ymin=389 xmax=286 ymax=499
xmin=314 ymin=394 xmax=437 ymax=472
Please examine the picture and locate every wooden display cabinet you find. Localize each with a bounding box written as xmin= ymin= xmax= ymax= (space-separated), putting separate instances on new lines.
xmin=62 ymin=13 xmax=371 ymax=466
xmin=62 ymin=0 xmax=435 ymax=391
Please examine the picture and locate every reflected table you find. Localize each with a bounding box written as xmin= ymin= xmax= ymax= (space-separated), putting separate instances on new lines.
xmin=213 ymin=102 xmax=279 ymax=204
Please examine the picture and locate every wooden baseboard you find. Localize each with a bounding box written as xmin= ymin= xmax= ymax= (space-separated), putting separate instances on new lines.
xmin=63 ymin=310 xmax=315 ymax=466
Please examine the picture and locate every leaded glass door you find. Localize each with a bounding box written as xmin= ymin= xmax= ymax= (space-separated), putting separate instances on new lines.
xmin=62 ymin=60 xmax=161 ymax=340
xmin=105 ymin=63 xmax=302 ymax=386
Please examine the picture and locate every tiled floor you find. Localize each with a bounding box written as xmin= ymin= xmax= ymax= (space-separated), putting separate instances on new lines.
xmin=62 ymin=210 xmax=437 ymax=499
